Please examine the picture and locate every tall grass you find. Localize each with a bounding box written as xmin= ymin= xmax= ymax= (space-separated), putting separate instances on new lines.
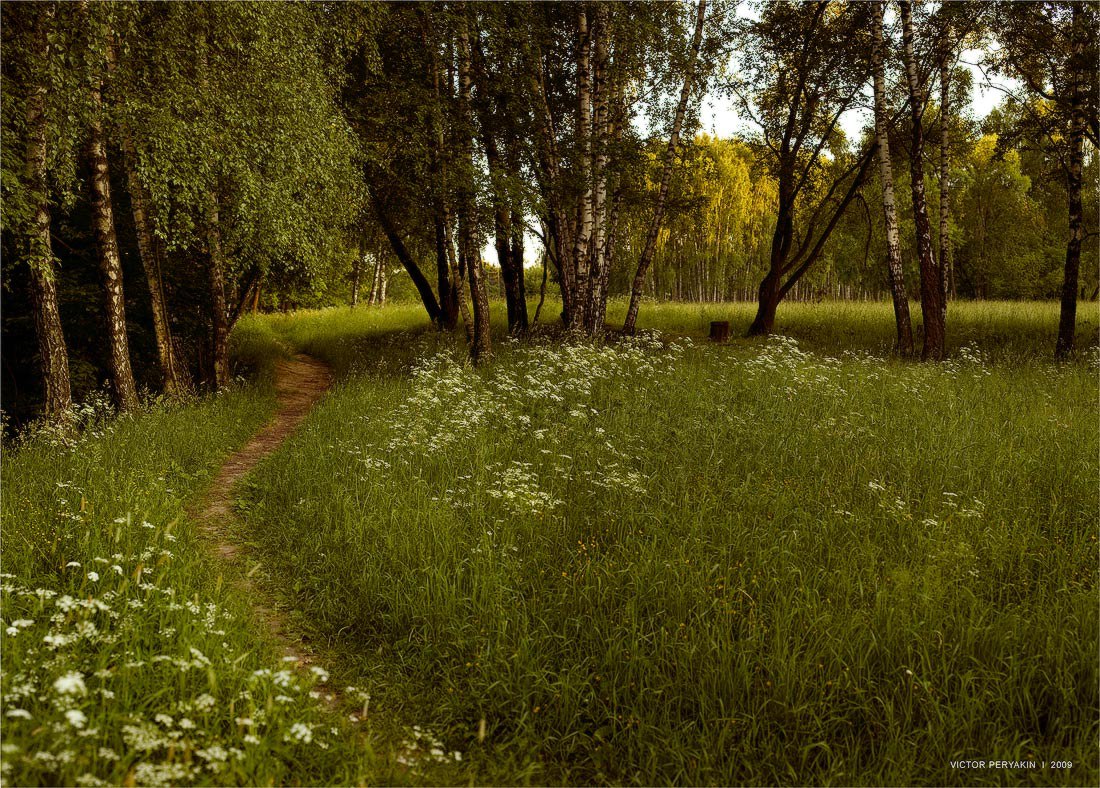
xmin=236 ymin=300 xmax=1099 ymax=785
xmin=3 ymin=300 xmax=1095 ymax=785
xmin=0 ymin=323 xmax=380 ymax=786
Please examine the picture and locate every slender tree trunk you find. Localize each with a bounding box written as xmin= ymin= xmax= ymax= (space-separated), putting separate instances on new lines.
xmin=351 ymin=236 xmax=363 ymax=307
xmin=369 ymin=250 xmax=382 ymax=306
xmin=502 ymin=202 xmax=529 ymax=335
xmin=196 ymin=22 xmax=231 ymax=389
xmin=88 ymin=56 xmax=138 ymax=410
xmin=121 ymin=139 xmax=189 ymax=393
xmin=872 ymin=1 xmax=913 ymax=356
xmin=205 ymin=192 xmax=231 ymax=390
xmin=1056 ymin=3 xmax=1085 ymax=360
xmin=471 ymin=36 xmax=528 ymax=336
xmin=596 ymin=188 xmax=622 ymax=325
xmin=584 ymin=5 xmax=611 ymax=335
xmin=899 ymin=0 xmax=944 ymax=360
xmin=108 ymin=37 xmax=188 ymax=395
xmin=379 ymin=264 xmax=388 ymax=304
xmin=938 ymin=51 xmax=951 ymax=328
xmin=569 ymin=6 xmax=594 ymax=331
xmin=370 ymin=187 xmax=442 ymax=322
xmin=458 ymin=11 xmax=491 ymax=362
xmin=24 ymin=4 xmax=72 ymax=423
xmin=445 ymin=203 xmax=474 ymax=341
xmin=533 ymin=244 xmax=550 ymax=325
xmin=623 ymin=0 xmax=707 ymax=334
xmin=589 ymin=11 xmax=609 ymax=325
xmin=425 ymin=15 xmax=459 ymax=331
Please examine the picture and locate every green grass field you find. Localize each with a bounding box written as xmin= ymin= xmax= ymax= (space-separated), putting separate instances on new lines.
xmin=3 ymin=300 xmax=1097 ymax=786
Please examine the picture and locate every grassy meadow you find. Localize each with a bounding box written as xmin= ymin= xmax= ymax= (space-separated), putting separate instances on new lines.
xmin=2 ymin=299 xmax=1097 ymax=786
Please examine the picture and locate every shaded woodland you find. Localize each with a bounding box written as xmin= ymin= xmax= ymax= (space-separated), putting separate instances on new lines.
xmin=2 ymin=0 xmax=1097 ymax=424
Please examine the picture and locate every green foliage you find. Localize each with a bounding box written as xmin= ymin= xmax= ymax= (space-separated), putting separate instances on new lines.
xmin=117 ymin=2 xmax=365 ymax=284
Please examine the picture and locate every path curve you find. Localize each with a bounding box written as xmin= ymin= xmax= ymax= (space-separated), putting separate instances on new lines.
xmin=194 ymin=352 xmax=333 ymax=664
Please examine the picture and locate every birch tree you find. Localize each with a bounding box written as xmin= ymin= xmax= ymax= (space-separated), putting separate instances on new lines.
xmin=4 ymin=3 xmax=73 ymax=422
xmin=871 ymin=1 xmax=913 ymax=355
xmin=898 ymin=0 xmax=945 ymax=360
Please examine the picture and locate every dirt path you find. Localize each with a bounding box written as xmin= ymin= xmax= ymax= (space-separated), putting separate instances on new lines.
xmin=193 ymin=352 xmax=333 ymax=666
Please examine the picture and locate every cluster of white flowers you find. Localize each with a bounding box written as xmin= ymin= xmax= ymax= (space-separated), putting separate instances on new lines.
xmin=14 ymin=390 xmax=123 ymax=450
xmin=335 ymin=334 xmax=689 ymax=525
xmin=1 ymin=521 xmax=343 ymax=785
xmin=396 ymin=724 xmax=463 ymax=774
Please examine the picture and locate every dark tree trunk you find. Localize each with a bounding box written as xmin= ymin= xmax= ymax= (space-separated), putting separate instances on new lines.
xmin=509 ymin=210 xmax=528 ymax=333
xmin=747 ymin=192 xmax=794 ymax=336
xmin=470 ymin=34 xmax=528 ymax=336
xmin=434 ymin=216 xmax=459 ymax=329
xmin=424 ymin=14 xmax=459 ymax=331
xmin=748 ymin=266 xmax=784 ymax=336
xmin=88 ymin=65 xmax=138 ymax=410
xmin=205 ymin=193 xmax=231 ymax=390
xmin=900 ymin=1 xmax=945 ymax=361
xmin=370 ymin=188 xmax=442 ymax=323
xmin=121 ymin=138 xmax=190 ymax=394
xmin=1056 ymin=4 xmax=1085 ymax=360
xmin=938 ymin=56 xmax=951 ymax=327
xmin=24 ymin=4 xmax=72 ymax=423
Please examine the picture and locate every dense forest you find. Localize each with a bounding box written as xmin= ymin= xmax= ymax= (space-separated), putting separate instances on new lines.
xmin=2 ymin=0 xmax=1097 ymax=424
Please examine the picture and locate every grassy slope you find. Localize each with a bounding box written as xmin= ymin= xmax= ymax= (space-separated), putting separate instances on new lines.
xmin=236 ymin=300 xmax=1099 ymax=786
xmin=0 ymin=320 xmax=383 ymax=786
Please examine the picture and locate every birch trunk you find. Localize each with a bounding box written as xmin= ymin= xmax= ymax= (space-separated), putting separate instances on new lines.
xmin=24 ymin=4 xmax=72 ymax=423
xmin=458 ymin=12 xmax=491 ymax=362
xmin=872 ymin=1 xmax=914 ymax=356
xmin=584 ymin=5 xmax=611 ymax=335
xmin=569 ymin=7 xmax=594 ymax=330
xmin=623 ymin=0 xmax=707 ymax=335
xmin=88 ymin=55 xmax=138 ymax=410
xmin=899 ymin=0 xmax=945 ymax=360
xmin=938 ymin=53 xmax=951 ymax=326
xmin=351 ymin=236 xmax=363 ymax=307
xmin=369 ymin=250 xmax=382 ymax=306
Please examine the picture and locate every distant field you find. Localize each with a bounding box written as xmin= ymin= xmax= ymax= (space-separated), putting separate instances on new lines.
xmin=238 ymin=300 xmax=1098 ymax=785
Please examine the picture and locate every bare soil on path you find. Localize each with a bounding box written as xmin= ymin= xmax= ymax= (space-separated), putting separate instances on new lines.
xmin=192 ymin=353 xmax=333 ymax=667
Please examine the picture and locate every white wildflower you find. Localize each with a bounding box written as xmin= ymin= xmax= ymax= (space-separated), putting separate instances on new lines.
xmin=286 ymin=722 xmax=313 ymax=744
xmin=53 ymin=672 xmax=86 ymax=695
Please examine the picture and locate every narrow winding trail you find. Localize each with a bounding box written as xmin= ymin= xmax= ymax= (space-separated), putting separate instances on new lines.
xmin=193 ymin=352 xmax=333 ymax=665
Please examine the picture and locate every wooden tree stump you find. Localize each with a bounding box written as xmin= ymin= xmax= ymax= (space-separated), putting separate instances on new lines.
xmin=709 ymin=321 xmax=730 ymax=342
